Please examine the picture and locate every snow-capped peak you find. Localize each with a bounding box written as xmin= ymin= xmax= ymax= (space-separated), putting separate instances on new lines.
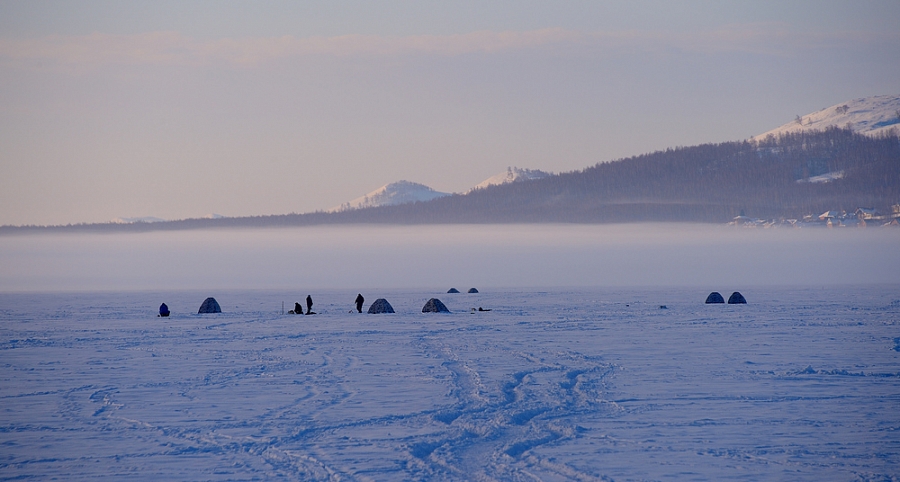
xmin=470 ymin=167 xmax=552 ymax=192
xmin=110 ymin=216 xmax=166 ymax=224
xmin=330 ymin=180 xmax=450 ymax=212
xmin=753 ymin=94 xmax=900 ymax=140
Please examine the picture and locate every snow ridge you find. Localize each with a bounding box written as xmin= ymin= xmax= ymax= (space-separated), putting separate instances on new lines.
xmin=470 ymin=166 xmax=552 ymax=192
xmin=753 ymin=94 xmax=900 ymax=140
xmin=331 ymin=180 xmax=450 ymax=212
xmin=332 ymin=168 xmax=552 ymax=213
xmin=110 ymin=216 xmax=167 ymax=224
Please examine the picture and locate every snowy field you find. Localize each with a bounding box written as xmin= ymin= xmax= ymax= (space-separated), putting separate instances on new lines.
xmin=2 ymin=285 xmax=899 ymax=480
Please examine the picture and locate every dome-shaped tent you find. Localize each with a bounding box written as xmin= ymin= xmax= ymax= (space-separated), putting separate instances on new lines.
xmin=727 ymin=292 xmax=747 ymax=304
xmin=467 ymin=288 xmax=479 ymax=293
xmin=198 ymin=297 xmax=222 ymax=313
xmin=367 ymin=298 xmax=395 ymax=314
xmin=447 ymin=288 xmax=460 ymax=293
xmin=705 ymin=292 xmax=725 ymax=304
xmin=422 ymin=298 xmax=450 ymax=313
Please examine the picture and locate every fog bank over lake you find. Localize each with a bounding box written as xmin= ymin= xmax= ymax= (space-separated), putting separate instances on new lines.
xmin=2 ymin=224 xmax=897 ymax=292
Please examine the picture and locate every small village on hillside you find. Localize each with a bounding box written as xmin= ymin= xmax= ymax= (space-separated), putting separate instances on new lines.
xmin=731 ymin=203 xmax=900 ymax=228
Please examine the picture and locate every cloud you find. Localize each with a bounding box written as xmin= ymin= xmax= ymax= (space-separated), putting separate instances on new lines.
xmin=1 ymin=26 xmax=894 ymax=69
xmin=0 ymin=29 xmax=580 ymax=67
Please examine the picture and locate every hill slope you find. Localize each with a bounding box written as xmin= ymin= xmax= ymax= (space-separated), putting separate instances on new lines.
xmin=754 ymin=95 xmax=900 ymax=140
xmin=361 ymin=128 xmax=897 ymax=224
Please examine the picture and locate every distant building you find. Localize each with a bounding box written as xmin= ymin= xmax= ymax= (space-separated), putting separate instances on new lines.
xmin=855 ymin=208 xmax=878 ymax=220
xmin=818 ymin=210 xmax=843 ymax=220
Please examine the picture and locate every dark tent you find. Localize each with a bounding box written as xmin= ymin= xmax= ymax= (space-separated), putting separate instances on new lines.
xmin=728 ymin=292 xmax=747 ymax=304
xmin=467 ymin=288 xmax=479 ymax=293
xmin=422 ymin=298 xmax=450 ymax=313
xmin=158 ymin=303 xmax=170 ymax=317
xmin=367 ymin=298 xmax=395 ymax=314
xmin=447 ymin=288 xmax=460 ymax=293
xmin=705 ymin=292 xmax=725 ymax=304
xmin=198 ymin=297 xmax=222 ymax=313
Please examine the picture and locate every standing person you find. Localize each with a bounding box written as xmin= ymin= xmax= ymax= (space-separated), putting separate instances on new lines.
xmin=355 ymin=293 xmax=365 ymax=313
xmin=306 ymin=295 xmax=314 ymax=315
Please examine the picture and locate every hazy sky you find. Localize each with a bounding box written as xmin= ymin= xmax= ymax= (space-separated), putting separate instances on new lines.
xmin=2 ymin=1 xmax=899 ymax=225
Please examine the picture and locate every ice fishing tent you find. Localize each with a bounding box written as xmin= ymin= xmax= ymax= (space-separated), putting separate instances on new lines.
xmin=367 ymin=298 xmax=395 ymax=314
xmin=198 ymin=297 xmax=222 ymax=313
xmin=467 ymin=288 xmax=479 ymax=293
xmin=158 ymin=303 xmax=170 ymax=317
xmin=422 ymin=298 xmax=450 ymax=313
xmin=728 ymin=292 xmax=747 ymax=304
xmin=447 ymin=288 xmax=460 ymax=293
xmin=705 ymin=292 xmax=725 ymax=304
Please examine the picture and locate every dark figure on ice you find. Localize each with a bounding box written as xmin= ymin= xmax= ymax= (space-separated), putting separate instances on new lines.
xmin=158 ymin=303 xmax=170 ymax=317
xmin=306 ymin=295 xmax=315 ymax=315
xmin=293 ymin=302 xmax=303 ymax=314
xmin=355 ymin=294 xmax=365 ymax=313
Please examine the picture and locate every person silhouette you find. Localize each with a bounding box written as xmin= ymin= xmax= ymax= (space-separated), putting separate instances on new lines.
xmin=293 ymin=302 xmax=303 ymax=315
xmin=355 ymin=293 xmax=365 ymax=313
xmin=306 ymin=295 xmax=315 ymax=315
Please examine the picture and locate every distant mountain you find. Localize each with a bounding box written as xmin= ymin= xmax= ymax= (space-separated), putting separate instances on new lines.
xmin=111 ymin=214 xmax=224 ymax=224
xmin=330 ymin=180 xmax=450 ymax=212
xmin=6 ymin=108 xmax=899 ymax=233
xmin=754 ymin=95 xmax=900 ymax=140
xmin=334 ymin=168 xmax=549 ymax=212
xmin=469 ymin=167 xmax=552 ymax=192
xmin=359 ymin=128 xmax=897 ymax=224
xmin=110 ymin=216 xmax=166 ymax=224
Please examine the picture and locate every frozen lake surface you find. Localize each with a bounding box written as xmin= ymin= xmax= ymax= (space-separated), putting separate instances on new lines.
xmin=2 ymin=285 xmax=899 ymax=480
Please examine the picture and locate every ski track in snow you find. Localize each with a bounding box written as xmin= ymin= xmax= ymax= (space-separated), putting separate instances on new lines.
xmin=1 ymin=286 xmax=899 ymax=480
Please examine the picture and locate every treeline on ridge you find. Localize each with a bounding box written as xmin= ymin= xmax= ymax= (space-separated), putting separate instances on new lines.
xmin=318 ymin=127 xmax=900 ymax=224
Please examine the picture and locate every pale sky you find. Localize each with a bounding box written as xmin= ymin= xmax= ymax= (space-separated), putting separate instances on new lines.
xmin=2 ymin=1 xmax=899 ymax=226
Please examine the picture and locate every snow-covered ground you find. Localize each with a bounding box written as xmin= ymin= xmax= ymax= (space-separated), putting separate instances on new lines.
xmin=2 ymin=285 xmax=899 ymax=480
xmin=753 ymin=94 xmax=900 ymax=140
xmin=797 ymin=170 xmax=844 ymax=184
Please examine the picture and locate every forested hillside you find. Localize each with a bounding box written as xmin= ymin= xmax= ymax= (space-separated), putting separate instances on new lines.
xmin=5 ymin=128 xmax=898 ymax=233
xmin=347 ymin=127 xmax=899 ymax=224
